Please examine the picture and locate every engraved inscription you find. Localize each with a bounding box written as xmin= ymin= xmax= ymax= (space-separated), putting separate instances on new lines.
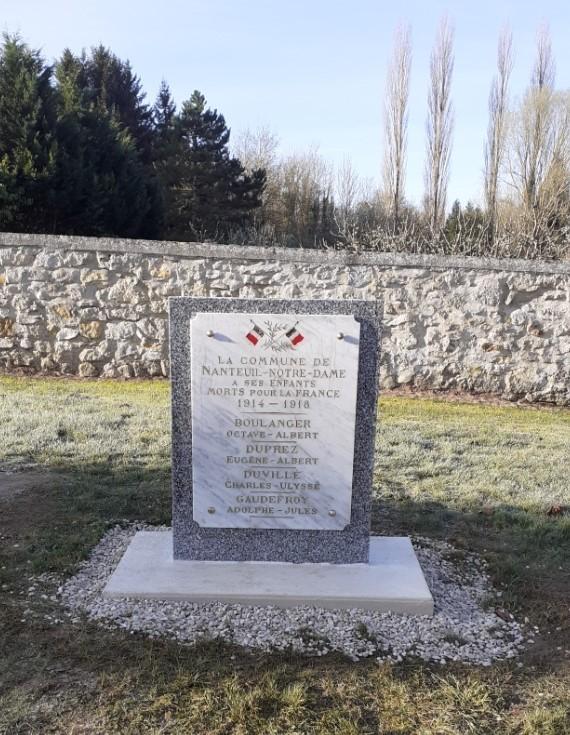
xmin=191 ymin=313 xmax=360 ymax=529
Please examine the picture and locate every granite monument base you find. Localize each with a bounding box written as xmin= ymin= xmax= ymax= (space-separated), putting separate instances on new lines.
xmin=104 ymin=532 xmax=434 ymax=615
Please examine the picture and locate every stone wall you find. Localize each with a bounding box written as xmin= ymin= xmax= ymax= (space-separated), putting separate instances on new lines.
xmin=0 ymin=232 xmax=569 ymax=404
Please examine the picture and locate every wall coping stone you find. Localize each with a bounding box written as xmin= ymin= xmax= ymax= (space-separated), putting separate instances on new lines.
xmin=1 ymin=232 xmax=569 ymax=276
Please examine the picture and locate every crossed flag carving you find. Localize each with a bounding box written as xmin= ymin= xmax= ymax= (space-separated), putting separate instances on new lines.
xmin=245 ymin=321 xmax=304 ymax=347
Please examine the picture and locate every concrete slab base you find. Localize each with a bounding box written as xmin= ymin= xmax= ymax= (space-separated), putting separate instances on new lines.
xmin=103 ymin=532 xmax=434 ymax=615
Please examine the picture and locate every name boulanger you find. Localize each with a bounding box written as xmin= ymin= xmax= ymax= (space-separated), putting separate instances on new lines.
xmin=226 ymin=417 xmax=318 ymax=441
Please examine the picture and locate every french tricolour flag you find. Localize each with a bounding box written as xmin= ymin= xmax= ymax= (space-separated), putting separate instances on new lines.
xmin=246 ymin=323 xmax=265 ymax=346
xmin=286 ymin=324 xmax=304 ymax=346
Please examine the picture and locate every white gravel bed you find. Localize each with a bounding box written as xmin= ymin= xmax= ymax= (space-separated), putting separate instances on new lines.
xmin=49 ymin=524 xmax=526 ymax=664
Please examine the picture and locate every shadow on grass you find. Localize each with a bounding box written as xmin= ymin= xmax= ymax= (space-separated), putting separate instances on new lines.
xmin=372 ymin=487 xmax=569 ymax=617
xmin=0 ymin=460 xmax=569 ymax=734
xmin=1 ymin=458 xmax=567 ymax=612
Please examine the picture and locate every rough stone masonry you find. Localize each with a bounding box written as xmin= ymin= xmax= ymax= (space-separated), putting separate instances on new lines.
xmin=0 ymin=232 xmax=568 ymax=404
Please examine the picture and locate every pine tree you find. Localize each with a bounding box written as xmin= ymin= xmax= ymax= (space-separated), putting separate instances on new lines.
xmin=444 ymin=199 xmax=462 ymax=240
xmin=51 ymin=50 xmax=160 ymax=237
xmin=154 ymin=80 xmax=176 ymax=139
xmin=0 ymin=36 xmax=262 ymax=241
xmin=444 ymin=199 xmax=485 ymax=245
xmin=82 ymin=45 xmax=154 ymax=163
xmin=151 ymin=82 xmax=180 ymax=235
xmin=51 ymin=109 xmax=155 ymax=237
xmin=166 ymin=91 xmax=265 ymax=239
xmin=0 ymin=35 xmax=56 ymax=232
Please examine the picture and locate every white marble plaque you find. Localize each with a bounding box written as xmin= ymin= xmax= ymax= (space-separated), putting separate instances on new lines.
xmin=190 ymin=313 xmax=360 ymax=530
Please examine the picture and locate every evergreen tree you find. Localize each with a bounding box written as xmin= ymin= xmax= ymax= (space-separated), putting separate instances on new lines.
xmin=153 ymin=80 xmax=176 ymax=139
xmin=151 ymin=82 xmax=180 ymax=234
xmin=310 ymin=192 xmax=335 ymax=247
xmin=52 ymin=54 xmax=160 ymax=238
xmin=55 ymin=49 xmax=90 ymax=118
xmin=444 ymin=199 xmax=485 ymax=243
xmin=51 ymin=109 xmax=156 ymax=237
xmin=80 ymin=45 xmax=154 ymax=163
xmin=444 ymin=199 xmax=462 ymax=240
xmin=166 ymin=91 xmax=265 ymax=239
xmin=0 ymin=35 xmax=56 ymax=232
xmin=0 ymin=35 xmax=263 ymax=241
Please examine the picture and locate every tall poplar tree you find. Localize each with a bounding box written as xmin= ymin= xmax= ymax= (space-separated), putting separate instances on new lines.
xmin=424 ymin=17 xmax=454 ymax=233
xmin=383 ymin=24 xmax=412 ymax=232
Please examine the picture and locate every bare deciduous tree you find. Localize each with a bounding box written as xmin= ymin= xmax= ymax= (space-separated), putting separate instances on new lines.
xmin=336 ymin=156 xmax=360 ymax=229
xmin=531 ymin=91 xmax=570 ymax=230
xmin=233 ymin=126 xmax=283 ymax=231
xmin=508 ymin=26 xmax=556 ymax=216
xmin=233 ymin=131 xmax=337 ymax=246
xmin=503 ymin=24 xmax=570 ymax=251
xmin=484 ymin=28 xmax=513 ymax=243
xmin=382 ymin=24 xmax=411 ymax=232
xmin=525 ymin=25 xmax=556 ymax=213
xmin=279 ymin=148 xmax=333 ymax=245
xmin=233 ymin=126 xmax=279 ymax=173
xmin=424 ymin=16 xmax=454 ymax=233
xmin=532 ymin=25 xmax=555 ymax=90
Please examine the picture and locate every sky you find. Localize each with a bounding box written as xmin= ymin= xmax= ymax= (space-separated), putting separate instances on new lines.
xmin=3 ymin=0 xmax=570 ymax=208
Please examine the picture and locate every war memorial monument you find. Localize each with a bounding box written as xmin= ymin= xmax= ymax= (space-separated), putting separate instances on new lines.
xmin=105 ymin=297 xmax=433 ymax=614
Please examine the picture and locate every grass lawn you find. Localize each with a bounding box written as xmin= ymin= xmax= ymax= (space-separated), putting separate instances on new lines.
xmin=0 ymin=377 xmax=568 ymax=734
